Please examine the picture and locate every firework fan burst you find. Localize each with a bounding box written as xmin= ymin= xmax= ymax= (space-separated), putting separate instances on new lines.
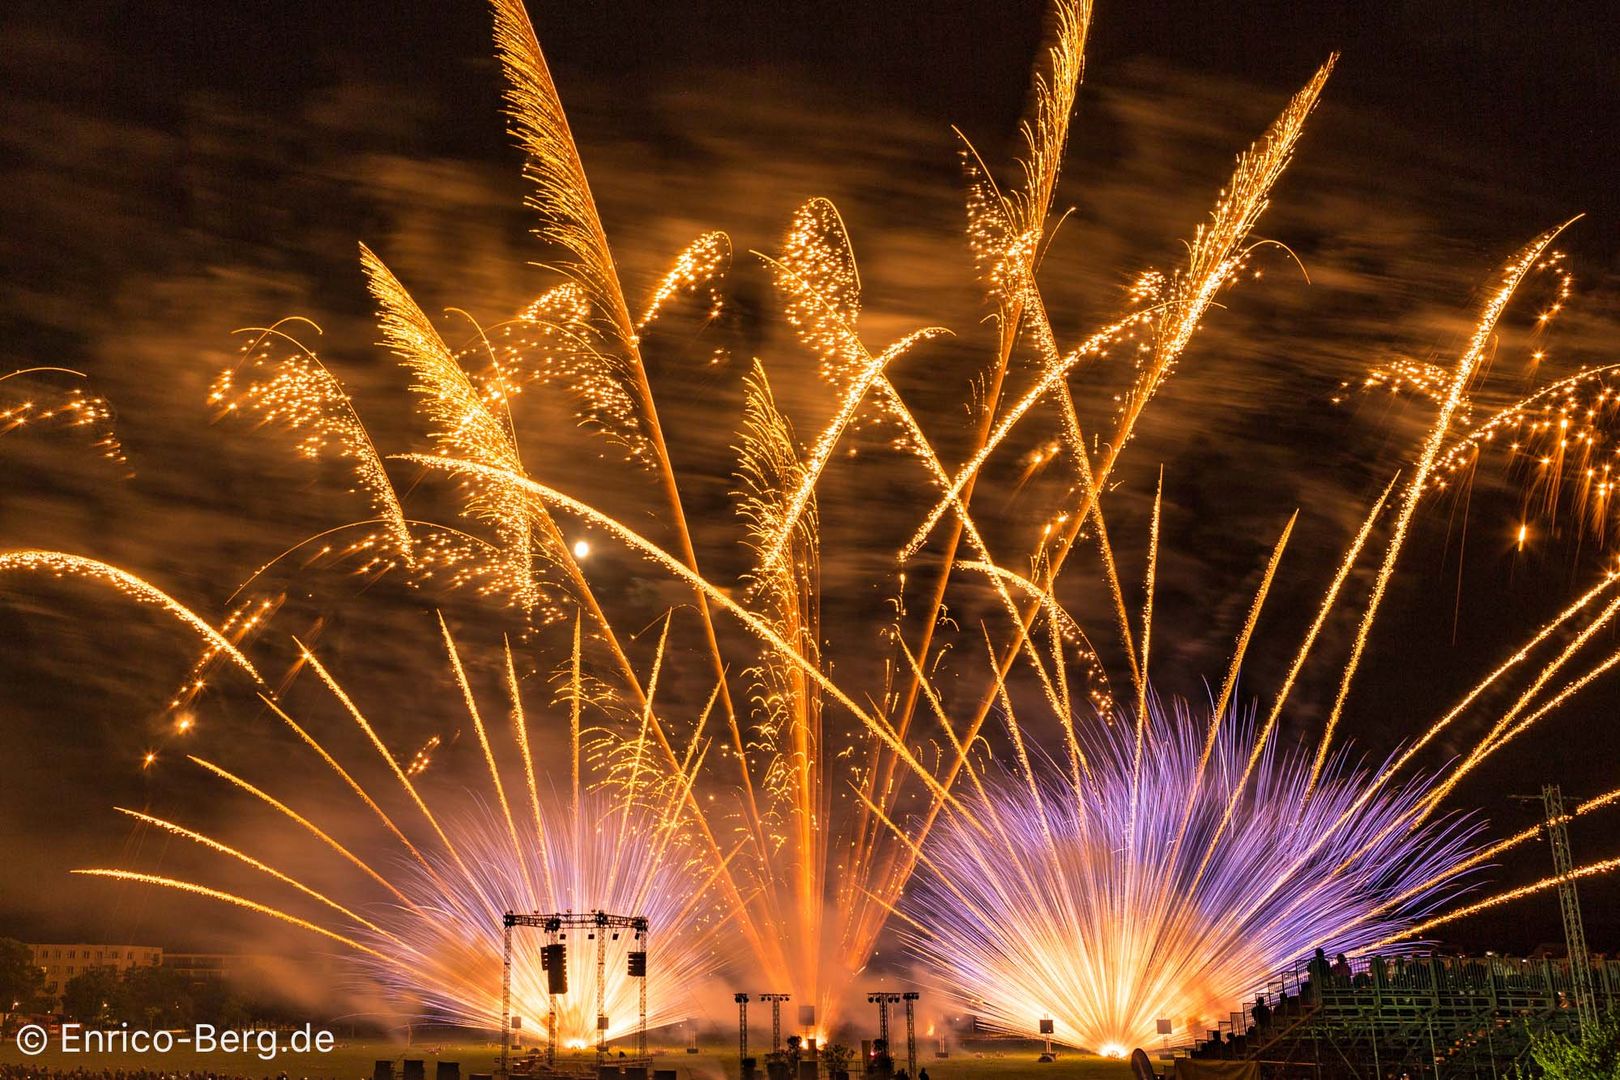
xmin=876 ymin=220 xmax=1620 ymax=1055
xmin=66 ymin=621 xmax=729 ymax=1045
xmin=364 ymin=791 xmax=723 ymax=1043
xmin=900 ymin=702 xmax=1484 ymax=1055
xmin=344 ymin=623 xmax=728 ymax=1042
xmin=8 ymin=0 xmax=1620 ymax=1058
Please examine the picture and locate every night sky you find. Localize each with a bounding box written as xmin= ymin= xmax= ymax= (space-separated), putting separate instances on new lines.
xmin=3 ymin=0 xmax=1619 ymax=980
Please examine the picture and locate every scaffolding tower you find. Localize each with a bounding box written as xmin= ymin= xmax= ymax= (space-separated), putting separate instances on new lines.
xmin=759 ymin=994 xmax=791 ymax=1053
xmin=1541 ymin=784 xmax=1598 ymax=1038
xmin=901 ymin=993 xmax=919 ymax=1078
xmin=868 ymin=993 xmax=897 ymax=1059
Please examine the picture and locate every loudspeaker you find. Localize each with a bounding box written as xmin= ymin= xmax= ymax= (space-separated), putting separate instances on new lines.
xmin=627 ymin=951 xmax=647 ymax=977
xmin=544 ymin=943 xmax=568 ymax=994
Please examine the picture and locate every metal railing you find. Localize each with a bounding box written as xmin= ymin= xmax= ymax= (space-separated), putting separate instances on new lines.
xmin=1183 ymin=953 xmax=1620 ymax=1064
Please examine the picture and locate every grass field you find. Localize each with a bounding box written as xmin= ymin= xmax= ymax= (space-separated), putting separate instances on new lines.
xmin=0 ymin=1034 xmax=1141 ymax=1080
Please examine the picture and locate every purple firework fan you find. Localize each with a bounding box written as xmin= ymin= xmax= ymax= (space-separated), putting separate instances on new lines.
xmin=900 ymin=696 xmax=1484 ymax=1055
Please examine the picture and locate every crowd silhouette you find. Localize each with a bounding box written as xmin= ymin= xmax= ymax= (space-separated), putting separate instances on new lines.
xmin=1192 ymin=948 xmax=1379 ymax=1059
xmin=3 ymin=1068 xmax=294 ymax=1080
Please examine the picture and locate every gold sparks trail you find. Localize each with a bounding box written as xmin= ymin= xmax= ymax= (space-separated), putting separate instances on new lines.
xmin=2 ymin=0 xmax=1619 ymax=1053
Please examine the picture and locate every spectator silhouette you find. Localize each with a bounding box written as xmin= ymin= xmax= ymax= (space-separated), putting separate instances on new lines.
xmin=1250 ymin=994 xmax=1272 ymax=1034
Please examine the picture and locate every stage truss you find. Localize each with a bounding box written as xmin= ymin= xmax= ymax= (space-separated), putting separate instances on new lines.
xmin=499 ymin=910 xmax=649 ymax=1076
